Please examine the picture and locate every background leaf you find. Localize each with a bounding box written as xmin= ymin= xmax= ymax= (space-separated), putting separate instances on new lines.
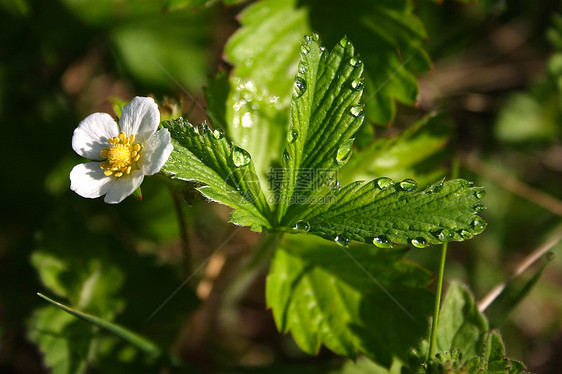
xmin=266 ymin=235 xmax=433 ymax=366
xmin=225 ymin=0 xmax=430 ymax=125
xmin=339 ymin=113 xmax=452 ymax=188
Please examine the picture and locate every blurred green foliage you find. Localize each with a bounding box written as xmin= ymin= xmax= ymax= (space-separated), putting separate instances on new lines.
xmin=0 ymin=0 xmax=561 ymax=373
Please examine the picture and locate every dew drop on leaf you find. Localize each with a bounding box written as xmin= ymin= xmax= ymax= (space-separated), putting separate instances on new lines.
xmin=336 ymin=139 xmax=353 ymax=165
xmin=475 ymin=188 xmax=487 ymax=199
xmin=459 ymin=229 xmax=473 ymax=239
xmin=335 ymin=234 xmax=350 ymax=247
xmin=437 ymin=229 xmax=455 ymax=242
xmin=471 ymin=217 xmax=487 ymax=233
xmin=294 ymin=220 xmax=310 ymax=232
xmin=349 ymin=57 xmax=361 ymax=67
xmin=298 ymin=62 xmax=307 ymax=75
xmin=350 ymin=105 xmax=364 ymax=118
xmin=283 ymin=149 xmax=290 ymax=162
xmin=293 ymin=77 xmax=307 ymax=98
xmin=473 ymin=203 xmax=485 ymax=213
xmin=287 ymin=128 xmax=298 ymax=144
xmin=350 ymin=79 xmax=363 ymax=91
xmin=411 ymin=237 xmax=428 ymax=248
xmin=424 ymin=180 xmax=444 ymax=194
xmin=375 ymin=177 xmax=394 ymax=190
xmin=232 ymin=146 xmax=251 ymax=167
xmin=373 ymin=235 xmax=391 ymax=248
xmin=213 ymin=128 xmax=224 ymax=140
xmin=339 ymin=37 xmax=348 ymax=47
xmin=399 ymin=179 xmax=418 ymax=192
xmin=300 ymin=44 xmax=310 ymax=55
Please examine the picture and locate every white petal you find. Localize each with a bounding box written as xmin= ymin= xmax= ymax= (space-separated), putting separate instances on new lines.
xmin=72 ymin=113 xmax=119 ymax=160
xmin=103 ymin=170 xmax=144 ymax=204
xmin=70 ymin=162 xmax=113 ymax=199
xmin=120 ymin=97 xmax=160 ymax=143
xmin=140 ymin=128 xmax=173 ymax=175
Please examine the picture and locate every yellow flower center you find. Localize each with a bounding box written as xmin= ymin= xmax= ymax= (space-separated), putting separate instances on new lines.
xmin=100 ymin=132 xmax=141 ymax=178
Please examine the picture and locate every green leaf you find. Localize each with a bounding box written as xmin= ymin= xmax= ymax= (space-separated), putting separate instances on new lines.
xmin=276 ymin=34 xmax=365 ymax=222
xmin=37 ymin=293 xmax=162 ymax=358
xmin=285 ymin=178 xmax=487 ymax=248
xmin=224 ymin=0 xmax=310 ymax=105
xmin=27 ymin=306 xmax=94 ymax=374
xmin=266 ymin=235 xmax=433 ymax=365
xmin=161 ymin=118 xmax=272 ymax=231
xmin=339 ymin=113 xmax=452 ymax=188
xmin=225 ymin=0 xmax=431 ymax=125
xmin=225 ymin=76 xmax=289 ymax=199
xmin=336 ymin=356 xmax=404 ymax=374
xmin=435 ymin=283 xmax=488 ymax=358
xmin=409 ymin=283 xmax=528 ymax=373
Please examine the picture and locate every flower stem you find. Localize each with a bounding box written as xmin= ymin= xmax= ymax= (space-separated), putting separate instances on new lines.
xmin=427 ymin=242 xmax=448 ymax=362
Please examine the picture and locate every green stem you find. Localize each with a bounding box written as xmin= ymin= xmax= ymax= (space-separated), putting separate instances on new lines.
xmin=428 ymin=242 xmax=448 ymax=363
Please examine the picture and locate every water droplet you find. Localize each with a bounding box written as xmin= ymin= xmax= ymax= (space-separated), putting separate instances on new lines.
xmin=197 ymin=123 xmax=210 ymax=135
xmin=311 ymin=33 xmax=320 ymax=42
xmin=213 ymin=128 xmax=224 ymax=140
xmin=293 ymin=77 xmax=307 ymax=98
xmin=287 ymin=128 xmax=298 ymax=144
xmin=373 ymin=235 xmax=391 ymax=248
xmin=473 ymin=204 xmax=485 ymax=213
xmin=459 ymin=230 xmax=472 ymax=239
xmin=349 ymin=57 xmax=361 ymax=67
xmin=232 ymin=146 xmax=251 ymax=167
xmin=350 ymin=105 xmax=364 ymax=118
xmin=399 ymin=179 xmax=418 ymax=192
xmin=335 ymin=234 xmax=350 ymax=247
xmin=350 ymin=79 xmax=363 ymax=91
xmin=375 ymin=177 xmax=394 ymax=190
xmin=471 ymin=217 xmax=487 ymax=234
xmin=475 ymin=189 xmax=487 ymax=199
xmin=437 ymin=229 xmax=455 ymax=243
xmin=411 ymin=237 xmax=428 ymax=248
xmin=328 ymin=177 xmax=340 ymax=190
xmin=283 ymin=149 xmax=290 ymax=162
xmin=295 ymin=220 xmax=310 ymax=232
xmin=300 ymin=44 xmax=310 ymax=55
xmin=339 ymin=37 xmax=348 ymax=48
xmin=336 ymin=139 xmax=354 ymax=165
xmin=425 ymin=179 xmax=444 ymax=194
xmin=298 ymin=62 xmax=307 ymax=74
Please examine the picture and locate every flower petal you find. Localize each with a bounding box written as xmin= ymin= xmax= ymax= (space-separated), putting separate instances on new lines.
xmin=103 ymin=170 xmax=144 ymax=204
xmin=140 ymin=128 xmax=173 ymax=175
xmin=70 ymin=162 xmax=113 ymax=199
xmin=72 ymin=113 xmax=119 ymax=160
xmin=120 ymin=97 xmax=160 ymax=142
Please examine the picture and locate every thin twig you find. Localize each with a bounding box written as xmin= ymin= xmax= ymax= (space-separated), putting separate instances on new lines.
xmin=478 ymin=228 xmax=562 ymax=312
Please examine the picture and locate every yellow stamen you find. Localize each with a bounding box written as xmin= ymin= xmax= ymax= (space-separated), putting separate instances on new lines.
xmin=99 ymin=131 xmax=142 ymax=178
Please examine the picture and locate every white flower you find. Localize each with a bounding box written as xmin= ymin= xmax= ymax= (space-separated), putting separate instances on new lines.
xmin=70 ymin=96 xmax=173 ymax=204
